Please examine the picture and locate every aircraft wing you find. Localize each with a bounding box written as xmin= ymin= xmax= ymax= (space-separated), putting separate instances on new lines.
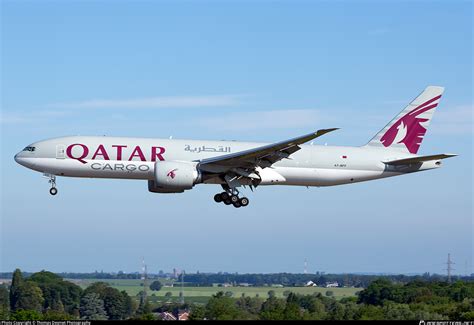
xmin=383 ymin=153 xmax=457 ymax=166
xmin=198 ymin=128 xmax=338 ymax=175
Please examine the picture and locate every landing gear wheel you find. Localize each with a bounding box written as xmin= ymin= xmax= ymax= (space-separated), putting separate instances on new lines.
xmin=49 ymin=187 xmax=58 ymax=196
xmin=214 ymin=194 xmax=223 ymax=203
xmin=240 ymin=197 xmax=249 ymax=207
xmin=230 ymin=195 xmax=239 ymax=203
xmin=221 ymin=192 xmax=229 ymax=201
xmin=233 ymin=201 xmax=242 ymax=208
xmin=224 ymin=198 xmax=232 ymax=205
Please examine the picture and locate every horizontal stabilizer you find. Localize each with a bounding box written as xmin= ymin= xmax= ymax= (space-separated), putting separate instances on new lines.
xmin=383 ymin=153 xmax=457 ymax=166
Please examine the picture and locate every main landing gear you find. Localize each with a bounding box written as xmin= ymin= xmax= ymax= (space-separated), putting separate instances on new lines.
xmin=213 ymin=189 xmax=249 ymax=208
xmin=47 ymin=174 xmax=58 ymax=196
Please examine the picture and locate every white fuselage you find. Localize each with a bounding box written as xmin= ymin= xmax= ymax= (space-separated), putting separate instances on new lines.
xmin=14 ymin=136 xmax=440 ymax=187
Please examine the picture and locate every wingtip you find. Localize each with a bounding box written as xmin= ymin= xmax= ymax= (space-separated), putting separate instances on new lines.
xmin=317 ymin=127 xmax=339 ymax=134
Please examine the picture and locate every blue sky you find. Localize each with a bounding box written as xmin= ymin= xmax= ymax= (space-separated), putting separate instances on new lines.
xmin=1 ymin=1 xmax=472 ymax=275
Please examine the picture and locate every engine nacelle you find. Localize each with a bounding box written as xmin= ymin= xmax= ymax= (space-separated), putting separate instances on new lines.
xmin=148 ymin=161 xmax=200 ymax=193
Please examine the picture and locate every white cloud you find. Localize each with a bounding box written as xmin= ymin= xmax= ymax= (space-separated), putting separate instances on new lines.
xmin=0 ymin=94 xmax=245 ymax=125
xmin=47 ymin=94 xmax=243 ymax=109
xmin=0 ymin=110 xmax=71 ymax=125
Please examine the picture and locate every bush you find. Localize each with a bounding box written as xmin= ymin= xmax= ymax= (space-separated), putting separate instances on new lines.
xmin=10 ymin=310 xmax=42 ymax=320
xmin=150 ymin=281 xmax=163 ymax=292
xmin=325 ymin=291 xmax=334 ymax=297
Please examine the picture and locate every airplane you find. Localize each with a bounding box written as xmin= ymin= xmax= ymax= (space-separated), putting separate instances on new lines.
xmin=14 ymin=86 xmax=456 ymax=208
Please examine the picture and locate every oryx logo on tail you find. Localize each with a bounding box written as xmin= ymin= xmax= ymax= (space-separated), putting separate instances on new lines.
xmin=367 ymin=86 xmax=444 ymax=154
xmin=380 ymin=95 xmax=441 ymax=154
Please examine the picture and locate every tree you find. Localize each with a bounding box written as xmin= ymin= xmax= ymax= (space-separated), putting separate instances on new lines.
xmin=189 ymin=305 xmax=206 ymax=320
xmin=358 ymin=305 xmax=384 ymax=320
xmin=14 ymin=282 xmax=44 ymax=313
xmin=10 ymin=269 xmax=23 ymax=311
xmin=135 ymin=291 xmax=152 ymax=316
xmin=260 ymin=296 xmax=286 ymax=320
xmin=205 ymin=292 xmax=241 ymax=320
xmin=382 ymin=302 xmax=415 ymax=320
xmin=358 ymin=278 xmax=394 ymax=306
xmin=29 ymin=271 xmax=82 ymax=315
xmin=10 ymin=309 xmax=42 ymax=320
xmin=43 ymin=310 xmax=73 ymax=320
xmin=236 ymin=296 xmax=263 ymax=317
xmin=307 ymin=298 xmax=327 ymax=320
xmin=0 ymin=286 xmax=10 ymax=319
xmin=283 ymin=293 xmax=305 ymax=320
xmin=50 ymin=291 xmax=65 ymax=312
xmin=165 ymin=292 xmax=173 ymax=300
xmin=121 ymin=290 xmax=134 ymax=318
xmin=84 ymin=282 xmax=128 ymax=320
xmin=325 ymin=290 xmax=334 ymax=297
xmin=149 ymin=280 xmax=163 ymax=291
xmin=283 ymin=301 xmax=303 ymax=320
xmin=268 ymin=290 xmax=276 ymax=298
xmin=79 ymin=292 xmax=107 ymax=320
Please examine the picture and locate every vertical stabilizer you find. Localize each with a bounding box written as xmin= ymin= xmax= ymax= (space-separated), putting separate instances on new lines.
xmin=366 ymin=86 xmax=444 ymax=154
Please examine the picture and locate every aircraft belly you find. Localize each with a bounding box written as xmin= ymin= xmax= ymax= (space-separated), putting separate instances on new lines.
xmin=273 ymin=167 xmax=388 ymax=186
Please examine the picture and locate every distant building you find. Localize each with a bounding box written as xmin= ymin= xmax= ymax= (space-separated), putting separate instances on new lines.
xmin=306 ymin=281 xmax=317 ymax=287
xmin=238 ymin=283 xmax=252 ymax=287
xmin=178 ymin=311 xmax=190 ymax=321
xmin=159 ymin=312 xmax=176 ymax=321
xmin=159 ymin=310 xmax=189 ymax=321
xmin=326 ymin=282 xmax=339 ymax=288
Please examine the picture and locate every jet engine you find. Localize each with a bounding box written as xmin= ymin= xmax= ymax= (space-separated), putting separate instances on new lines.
xmin=148 ymin=161 xmax=200 ymax=193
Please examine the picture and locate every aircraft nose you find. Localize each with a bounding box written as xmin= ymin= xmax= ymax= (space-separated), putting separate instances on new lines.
xmin=14 ymin=152 xmax=24 ymax=165
xmin=14 ymin=151 xmax=31 ymax=168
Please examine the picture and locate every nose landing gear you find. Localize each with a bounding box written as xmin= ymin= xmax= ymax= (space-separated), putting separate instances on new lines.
xmin=214 ymin=188 xmax=249 ymax=208
xmin=46 ymin=174 xmax=58 ymax=196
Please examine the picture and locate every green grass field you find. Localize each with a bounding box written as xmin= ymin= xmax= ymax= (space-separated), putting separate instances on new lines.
xmin=70 ymin=278 xmax=361 ymax=304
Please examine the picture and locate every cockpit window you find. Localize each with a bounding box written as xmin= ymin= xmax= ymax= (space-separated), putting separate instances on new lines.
xmin=23 ymin=146 xmax=36 ymax=152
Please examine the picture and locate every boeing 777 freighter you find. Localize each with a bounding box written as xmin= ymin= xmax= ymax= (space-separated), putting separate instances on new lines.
xmin=15 ymin=86 xmax=456 ymax=207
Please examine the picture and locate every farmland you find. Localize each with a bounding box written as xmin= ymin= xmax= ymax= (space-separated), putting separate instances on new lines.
xmin=70 ymin=278 xmax=360 ymax=304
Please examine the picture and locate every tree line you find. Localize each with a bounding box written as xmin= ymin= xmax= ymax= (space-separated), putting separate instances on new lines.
xmin=180 ymin=272 xmax=471 ymax=287
xmin=0 ymin=269 xmax=152 ymax=320
xmin=189 ymin=279 xmax=474 ymax=320
xmin=0 ymin=269 xmax=472 ymax=320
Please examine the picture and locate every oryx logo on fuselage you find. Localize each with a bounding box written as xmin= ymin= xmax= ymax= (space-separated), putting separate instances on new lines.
xmin=380 ymin=95 xmax=441 ymax=154
xmin=66 ymin=144 xmax=166 ymax=164
xmin=167 ymin=168 xmax=178 ymax=179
